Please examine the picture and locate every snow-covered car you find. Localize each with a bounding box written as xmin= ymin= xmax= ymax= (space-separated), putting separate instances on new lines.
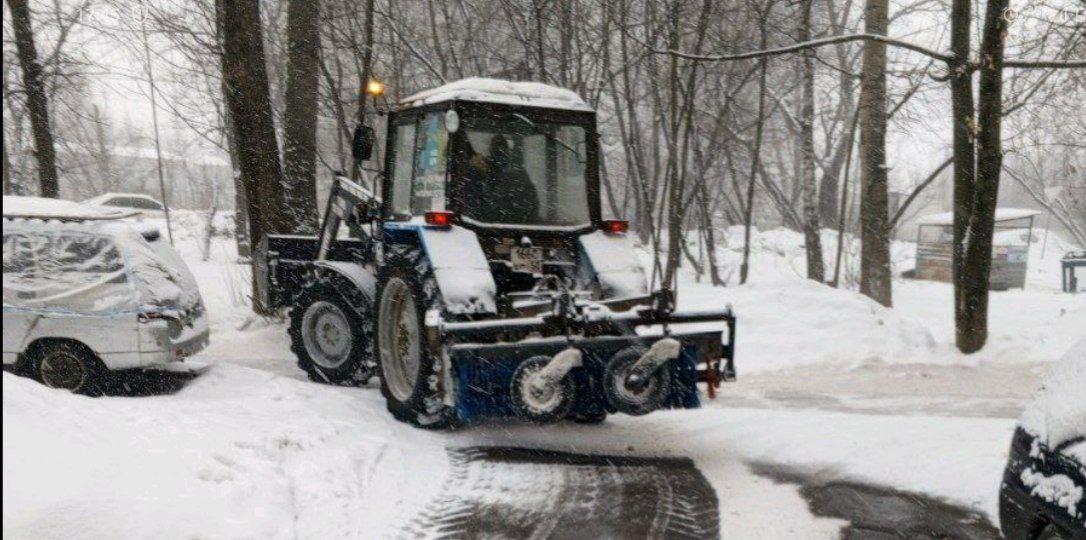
xmin=84 ymin=192 xmax=167 ymax=219
xmin=999 ymin=340 xmax=1086 ymax=539
xmin=2 ymin=196 xmax=209 ymax=394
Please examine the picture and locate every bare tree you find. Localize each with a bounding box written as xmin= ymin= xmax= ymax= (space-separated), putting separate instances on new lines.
xmin=956 ymin=0 xmax=1010 ymax=353
xmin=281 ymin=0 xmax=321 ymax=233
xmin=798 ymin=0 xmax=824 ymax=282
xmin=6 ymin=0 xmax=58 ymax=197
xmin=2 ymin=136 xmax=14 ymax=194
xmin=219 ymin=0 xmax=291 ymax=310
xmin=856 ymin=0 xmax=892 ymax=306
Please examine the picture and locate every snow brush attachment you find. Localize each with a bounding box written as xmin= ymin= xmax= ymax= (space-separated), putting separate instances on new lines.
xmin=604 ymin=339 xmax=679 ymax=416
xmin=510 ymin=349 xmax=581 ymax=424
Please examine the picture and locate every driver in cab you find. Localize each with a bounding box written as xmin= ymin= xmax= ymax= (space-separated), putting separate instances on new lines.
xmin=460 ymin=135 xmax=539 ymax=224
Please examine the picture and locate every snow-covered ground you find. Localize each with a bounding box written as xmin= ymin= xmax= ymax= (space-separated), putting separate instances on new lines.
xmin=4 ymin=222 xmax=1083 ymax=538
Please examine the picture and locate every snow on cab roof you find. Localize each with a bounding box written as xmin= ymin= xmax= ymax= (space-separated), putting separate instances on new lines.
xmin=918 ymin=208 xmax=1041 ymax=226
xmin=400 ymin=77 xmax=593 ymax=112
xmin=3 ymin=195 xmax=139 ymax=221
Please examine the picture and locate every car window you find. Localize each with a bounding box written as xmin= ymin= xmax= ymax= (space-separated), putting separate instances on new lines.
xmin=3 ymin=230 xmax=137 ymax=314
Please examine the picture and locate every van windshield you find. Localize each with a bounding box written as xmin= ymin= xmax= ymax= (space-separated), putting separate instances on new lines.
xmin=451 ymin=114 xmax=591 ymax=228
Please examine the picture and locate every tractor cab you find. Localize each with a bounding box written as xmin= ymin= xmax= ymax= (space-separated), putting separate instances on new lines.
xmin=369 ymin=79 xmax=628 ymax=310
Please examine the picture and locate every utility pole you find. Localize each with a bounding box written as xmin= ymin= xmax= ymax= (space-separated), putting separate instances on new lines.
xmin=140 ymin=0 xmax=174 ymax=245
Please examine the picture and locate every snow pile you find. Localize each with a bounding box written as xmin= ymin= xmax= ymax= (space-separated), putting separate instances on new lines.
xmin=659 ymin=226 xmax=1083 ymax=370
xmin=1018 ymin=339 xmax=1086 ymax=450
xmin=400 ymin=77 xmax=593 ymax=112
xmin=1 ymin=366 xmax=443 ymax=539
xmin=677 ymin=279 xmax=937 ymax=372
xmin=699 ymin=226 xmax=917 ymax=285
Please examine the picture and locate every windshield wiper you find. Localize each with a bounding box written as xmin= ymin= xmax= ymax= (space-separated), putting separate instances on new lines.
xmin=512 ymin=114 xmax=585 ymax=163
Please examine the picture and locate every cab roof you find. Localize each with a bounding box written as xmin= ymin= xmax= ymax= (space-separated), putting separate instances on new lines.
xmin=399 ymin=78 xmax=593 ymax=112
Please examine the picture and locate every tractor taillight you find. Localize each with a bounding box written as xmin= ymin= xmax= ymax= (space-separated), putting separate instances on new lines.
xmin=425 ymin=211 xmax=455 ymax=228
xmin=602 ymin=219 xmax=628 ymax=235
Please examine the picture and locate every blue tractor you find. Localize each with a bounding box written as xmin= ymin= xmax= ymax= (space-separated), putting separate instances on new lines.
xmin=257 ymin=79 xmax=736 ymax=428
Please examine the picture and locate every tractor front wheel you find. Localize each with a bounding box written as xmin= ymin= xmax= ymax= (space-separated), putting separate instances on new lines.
xmin=375 ymin=252 xmax=457 ymax=429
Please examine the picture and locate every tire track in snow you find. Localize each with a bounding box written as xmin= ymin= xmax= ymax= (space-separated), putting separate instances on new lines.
xmin=402 ymin=447 xmax=719 ymax=539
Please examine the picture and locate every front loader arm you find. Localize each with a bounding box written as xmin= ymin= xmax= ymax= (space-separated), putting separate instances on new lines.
xmin=316 ymin=176 xmax=378 ymax=261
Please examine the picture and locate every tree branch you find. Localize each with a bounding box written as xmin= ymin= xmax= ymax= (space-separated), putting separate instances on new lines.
xmin=650 ymin=32 xmax=1086 ymax=70
xmin=887 ymin=156 xmax=954 ymax=230
xmin=652 ymin=33 xmax=955 ymax=64
xmin=1003 ymin=59 xmax=1086 ymax=69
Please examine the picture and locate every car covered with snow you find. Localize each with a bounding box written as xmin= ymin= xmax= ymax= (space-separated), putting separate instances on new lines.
xmin=1000 ymin=340 xmax=1086 ymax=539
xmin=84 ymin=192 xmax=167 ymax=219
xmin=2 ymin=196 xmax=209 ymax=394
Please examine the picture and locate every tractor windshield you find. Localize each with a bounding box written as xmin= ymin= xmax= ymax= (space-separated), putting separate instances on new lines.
xmin=452 ymin=113 xmax=591 ymax=228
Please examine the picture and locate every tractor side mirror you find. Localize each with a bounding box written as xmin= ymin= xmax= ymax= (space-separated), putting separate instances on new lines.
xmin=352 ymin=125 xmax=375 ymax=161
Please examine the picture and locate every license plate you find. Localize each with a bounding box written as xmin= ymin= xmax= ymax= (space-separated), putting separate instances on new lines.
xmin=510 ymin=247 xmax=544 ymax=274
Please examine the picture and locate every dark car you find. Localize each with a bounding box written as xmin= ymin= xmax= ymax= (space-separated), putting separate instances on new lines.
xmin=1000 ymin=341 xmax=1086 ymax=540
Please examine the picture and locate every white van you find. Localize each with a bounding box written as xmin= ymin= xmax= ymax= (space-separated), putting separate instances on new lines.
xmin=2 ymin=196 xmax=209 ymax=394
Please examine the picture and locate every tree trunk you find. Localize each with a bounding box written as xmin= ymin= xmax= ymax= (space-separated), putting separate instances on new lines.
xmin=949 ymin=0 xmax=977 ymax=349
xmin=857 ymin=0 xmax=892 ymax=306
xmin=740 ymin=9 xmax=771 ymax=285
xmin=224 ymin=103 xmax=250 ymax=259
xmin=219 ymin=0 xmax=291 ymax=311
xmin=6 ymin=0 xmax=59 ymax=198
xmin=832 ymin=107 xmax=860 ymax=287
xmin=2 ymin=136 xmax=15 ymax=195
xmin=91 ymin=106 xmax=115 ymax=188
xmin=957 ymin=0 xmax=1010 ymax=353
xmin=799 ymin=0 xmax=825 ymax=282
xmin=215 ymin=0 xmax=250 ymax=259
xmin=281 ymin=0 xmax=321 ymax=233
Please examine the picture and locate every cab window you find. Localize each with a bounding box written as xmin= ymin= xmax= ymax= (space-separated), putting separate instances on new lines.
xmin=388 ymin=121 xmax=416 ymax=217
xmin=412 ymin=112 xmax=447 ymax=213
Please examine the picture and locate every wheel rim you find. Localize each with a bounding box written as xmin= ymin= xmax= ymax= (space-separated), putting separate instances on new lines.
xmin=611 ymin=362 xmax=662 ymax=403
xmin=519 ymin=366 xmax=563 ymax=414
xmin=302 ymin=301 xmax=354 ymax=369
xmin=379 ymin=278 xmax=420 ymax=402
xmin=39 ymin=351 xmax=87 ymax=391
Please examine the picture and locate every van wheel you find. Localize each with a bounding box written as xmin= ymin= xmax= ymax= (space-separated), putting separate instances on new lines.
xmin=31 ymin=341 xmax=103 ymax=396
xmin=289 ymin=283 xmax=375 ymax=386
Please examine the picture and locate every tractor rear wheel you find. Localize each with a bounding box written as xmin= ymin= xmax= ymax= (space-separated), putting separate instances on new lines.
xmin=289 ymin=283 xmax=374 ymax=386
xmin=375 ymin=247 xmax=458 ymax=429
